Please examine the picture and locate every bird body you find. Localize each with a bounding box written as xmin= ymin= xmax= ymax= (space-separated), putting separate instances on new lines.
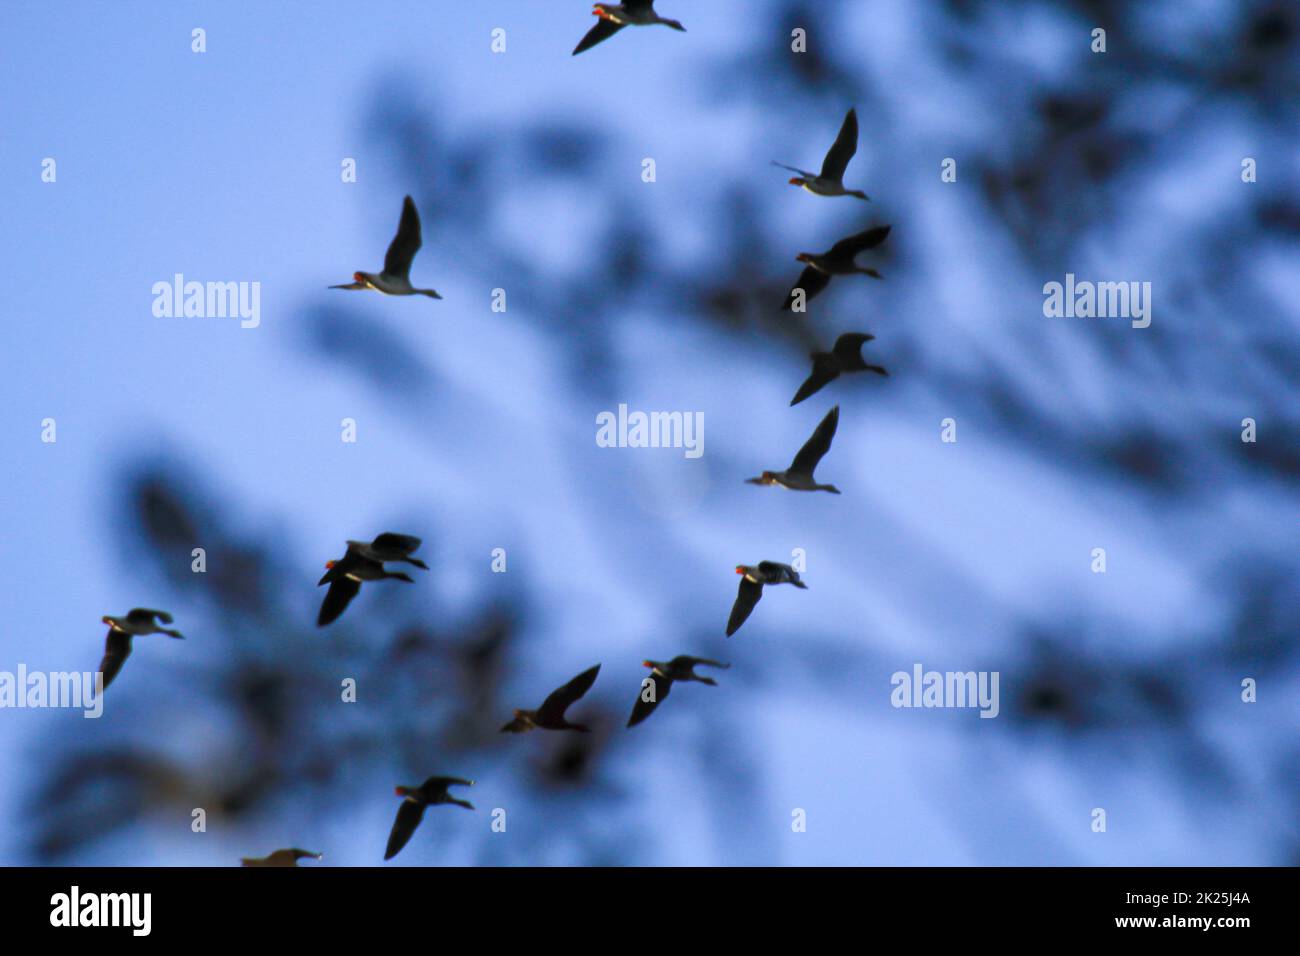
xmin=98 ymin=609 xmax=183 ymax=690
xmin=727 ymin=563 xmax=808 ymax=637
xmin=791 ymin=333 xmax=888 ymax=405
xmin=573 ymin=1 xmax=686 ymax=55
xmin=385 ymin=776 xmax=474 ymax=861
xmin=330 ymin=196 xmax=441 ymax=299
xmin=746 ymin=405 xmax=842 ymax=493
xmin=773 ymin=108 xmax=870 ymax=200
xmin=627 ymin=656 xmax=729 ymax=727
xmin=501 ymin=664 xmax=601 ymax=732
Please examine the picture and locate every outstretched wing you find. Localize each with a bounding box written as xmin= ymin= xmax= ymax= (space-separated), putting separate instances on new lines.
xmin=98 ymin=629 xmax=131 ymax=690
xmin=783 ymin=265 xmax=831 ymax=311
xmin=538 ymin=664 xmax=602 ymax=723
xmin=828 ymin=225 xmax=890 ymax=261
xmin=820 ymin=108 xmax=859 ymax=182
xmin=383 ymin=196 xmax=423 ymax=278
xmin=627 ymin=673 xmax=672 ymax=728
xmin=317 ymin=577 xmax=361 ymax=627
xmin=384 ymin=799 xmax=426 ymax=861
xmin=831 ymin=332 xmax=873 ymax=369
xmin=421 ymin=775 xmax=473 ymax=791
xmin=772 ymin=160 xmax=817 ymax=178
xmin=726 ymin=578 xmax=763 ymax=637
xmin=372 ymin=532 xmax=421 ymax=556
xmin=789 ymin=405 xmax=840 ymax=476
xmin=126 ymin=608 xmax=172 ymax=625
xmin=573 ymin=18 xmax=624 ymax=55
xmin=790 ymin=352 xmax=840 ymax=406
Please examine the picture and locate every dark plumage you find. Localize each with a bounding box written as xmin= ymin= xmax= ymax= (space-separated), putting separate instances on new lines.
xmin=727 ymin=563 xmax=807 ymax=637
xmin=783 ymin=226 xmax=891 ymax=311
xmin=501 ymin=664 xmax=602 ymax=733
xmin=385 ymin=776 xmax=475 ymax=861
xmin=790 ymin=333 xmax=888 ymax=405
xmin=627 ymin=656 xmax=729 ymax=727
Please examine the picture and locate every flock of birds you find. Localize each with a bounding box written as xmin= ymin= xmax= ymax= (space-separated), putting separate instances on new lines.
xmin=92 ymin=1 xmax=895 ymax=865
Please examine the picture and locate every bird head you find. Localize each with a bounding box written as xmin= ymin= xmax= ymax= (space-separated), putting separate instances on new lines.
xmin=324 ymin=560 xmax=336 ymax=569
xmin=735 ymin=566 xmax=747 ymax=575
xmin=796 ymin=253 xmax=814 ymax=263
xmin=394 ymin=786 xmax=412 ymax=797
xmin=788 ymin=177 xmax=806 ymax=187
xmin=353 ymin=272 xmax=366 ymax=283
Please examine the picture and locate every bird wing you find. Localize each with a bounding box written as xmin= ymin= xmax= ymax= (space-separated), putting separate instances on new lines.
xmin=771 ymin=160 xmax=817 ymax=178
xmin=421 ymin=775 xmax=472 ymax=791
xmin=783 ymin=265 xmax=831 ymax=310
xmin=126 ymin=608 xmax=172 ymax=625
xmin=382 ymin=196 xmax=423 ymax=279
xmin=819 ymin=108 xmax=859 ymax=182
xmin=317 ymin=577 xmax=361 ymax=627
xmin=573 ymin=18 xmax=624 ymax=55
xmin=790 ymin=352 xmax=840 ymax=406
xmin=371 ymin=532 xmax=421 ymax=556
xmin=98 ymin=629 xmax=132 ymax=690
xmin=538 ymin=664 xmax=602 ymax=724
xmin=627 ymin=673 xmax=672 ymax=728
xmin=384 ymin=799 xmax=426 ymax=860
xmin=789 ymin=405 xmax=840 ymax=476
xmin=726 ymin=577 xmax=763 ymax=636
xmin=831 ymin=332 xmax=873 ymax=369
xmin=625 ymin=0 xmax=654 ymax=10
xmin=828 ymin=225 xmax=891 ymax=261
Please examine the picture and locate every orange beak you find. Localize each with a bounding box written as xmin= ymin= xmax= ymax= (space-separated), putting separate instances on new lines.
xmin=325 ymin=560 xmax=336 ymax=569
xmin=353 ymin=272 xmax=365 ymax=282
xmin=789 ymin=177 xmax=801 ymax=185
xmin=735 ymin=566 xmax=745 ymax=575
xmin=394 ymin=786 xmax=407 ymax=796
xmin=642 ymin=661 xmax=653 ymax=668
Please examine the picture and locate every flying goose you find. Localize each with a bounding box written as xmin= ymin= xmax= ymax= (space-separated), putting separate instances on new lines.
xmin=627 ymin=656 xmax=729 ymax=727
xmin=500 ymin=664 xmax=602 ymax=733
xmin=330 ymin=195 xmax=441 ymax=299
xmin=791 ymin=333 xmax=888 ymax=406
xmin=98 ymin=609 xmax=184 ymax=690
xmin=727 ymin=563 xmax=807 ymax=637
xmin=773 ymin=108 xmax=870 ymax=200
xmin=746 ymin=405 xmax=842 ymax=493
xmin=385 ymin=776 xmax=475 ymax=861
xmin=573 ymin=2 xmax=686 ymax=56
xmin=783 ymin=226 xmax=891 ymax=311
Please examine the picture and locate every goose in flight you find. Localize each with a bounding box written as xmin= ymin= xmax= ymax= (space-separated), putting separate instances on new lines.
xmin=773 ymin=108 xmax=870 ymax=200
xmin=627 ymin=656 xmax=729 ymax=727
xmin=727 ymin=563 xmax=808 ymax=637
xmin=500 ymin=664 xmax=602 ymax=733
xmin=98 ymin=609 xmax=184 ymax=690
xmin=783 ymin=226 xmax=891 ymax=311
xmin=316 ymin=542 xmax=415 ymax=627
xmin=330 ymin=195 xmax=442 ymax=299
xmin=746 ymin=405 xmax=842 ymax=493
xmin=573 ymin=2 xmax=686 ymax=56
xmin=385 ymin=777 xmax=475 ymax=861
xmin=791 ymin=333 xmax=888 ymax=406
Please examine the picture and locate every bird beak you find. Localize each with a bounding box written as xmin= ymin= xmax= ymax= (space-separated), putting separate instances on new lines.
xmin=101 ymin=616 xmax=111 ymax=625
xmin=734 ymin=567 xmax=745 ymax=575
xmin=788 ymin=177 xmax=801 ymax=186
xmin=324 ymin=560 xmax=335 ymax=569
xmin=353 ymin=272 xmax=365 ymax=282
xmin=394 ymin=787 xmax=407 ymax=796
xmin=642 ymin=661 xmax=653 ymax=668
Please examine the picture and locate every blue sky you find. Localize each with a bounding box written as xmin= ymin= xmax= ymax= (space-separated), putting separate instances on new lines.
xmin=1 ymin=1 xmax=1297 ymax=865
